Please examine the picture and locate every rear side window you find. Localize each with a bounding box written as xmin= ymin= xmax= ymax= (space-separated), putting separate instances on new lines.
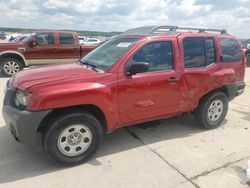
xmin=205 ymin=38 xmax=216 ymax=65
xmin=59 ymin=33 xmax=75 ymax=45
xmin=220 ymin=38 xmax=241 ymax=63
xmin=183 ymin=37 xmax=216 ymax=68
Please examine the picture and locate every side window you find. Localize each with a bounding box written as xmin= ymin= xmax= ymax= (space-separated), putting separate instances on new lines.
xmin=205 ymin=38 xmax=216 ymax=65
xmin=220 ymin=38 xmax=241 ymax=63
xmin=59 ymin=33 xmax=75 ymax=45
xmin=35 ymin=33 xmax=54 ymax=45
xmin=131 ymin=41 xmax=173 ymax=73
xmin=183 ymin=37 xmax=216 ymax=68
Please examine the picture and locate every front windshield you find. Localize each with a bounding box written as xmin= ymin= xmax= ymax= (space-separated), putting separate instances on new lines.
xmin=81 ymin=37 xmax=140 ymax=70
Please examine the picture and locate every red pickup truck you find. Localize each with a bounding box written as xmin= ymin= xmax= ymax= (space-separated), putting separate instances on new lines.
xmin=0 ymin=31 xmax=96 ymax=76
xmin=3 ymin=26 xmax=245 ymax=165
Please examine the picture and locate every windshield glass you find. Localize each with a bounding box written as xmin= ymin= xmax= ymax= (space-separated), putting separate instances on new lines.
xmin=81 ymin=37 xmax=140 ymax=70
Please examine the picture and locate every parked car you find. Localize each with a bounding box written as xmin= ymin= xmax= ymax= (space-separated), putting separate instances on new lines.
xmin=0 ymin=30 xmax=97 ymax=76
xmin=81 ymin=37 xmax=101 ymax=45
xmin=8 ymin=36 xmax=17 ymax=42
xmin=244 ymin=44 xmax=250 ymax=56
xmin=12 ymin=35 xmax=28 ymax=43
xmin=0 ymin=31 xmax=6 ymax=40
xmin=245 ymin=44 xmax=250 ymax=66
xmin=78 ymin=36 xmax=86 ymax=44
xmin=3 ymin=26 xmax=245 ymax=165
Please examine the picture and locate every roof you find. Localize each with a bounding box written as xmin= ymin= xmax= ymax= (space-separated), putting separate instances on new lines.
xmin=121 ymin=26 xmax=228 ymax=37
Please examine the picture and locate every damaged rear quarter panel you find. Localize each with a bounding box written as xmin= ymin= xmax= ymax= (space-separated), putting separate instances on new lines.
xmin=182 ymin=67 xmax=236 ymax=110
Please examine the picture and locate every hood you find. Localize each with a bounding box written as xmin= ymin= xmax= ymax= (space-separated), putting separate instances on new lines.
xmin=13 ymin=63 xmax=100 ymax=90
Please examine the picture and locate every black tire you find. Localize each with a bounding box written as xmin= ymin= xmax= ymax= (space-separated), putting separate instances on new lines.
xmin=0 ymin=58 xmax=23 ymax=77
xmin=193 ymin=91 xmax=228 ymax=129
xmin=43 ymin=111 xmax=103 ymax=165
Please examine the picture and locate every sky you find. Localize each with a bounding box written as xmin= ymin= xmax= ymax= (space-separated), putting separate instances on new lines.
xmin=0 ymin=0 xmax=250 ymax=38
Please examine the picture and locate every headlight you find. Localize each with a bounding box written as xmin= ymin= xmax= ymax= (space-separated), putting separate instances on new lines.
xmin=15 ymin=89 xmax=32 ymax=108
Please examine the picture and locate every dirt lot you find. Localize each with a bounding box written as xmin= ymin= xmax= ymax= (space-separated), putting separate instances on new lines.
xmin=0 ymin=68 xmax=249 ymax=188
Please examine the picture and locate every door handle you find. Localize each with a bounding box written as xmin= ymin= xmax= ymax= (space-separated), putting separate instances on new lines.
xmin=167 ymin=77 xmax=180 ymax=83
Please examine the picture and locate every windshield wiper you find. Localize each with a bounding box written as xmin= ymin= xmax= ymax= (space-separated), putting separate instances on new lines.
xmin=76 ymin=60 xmax=103 ymax=72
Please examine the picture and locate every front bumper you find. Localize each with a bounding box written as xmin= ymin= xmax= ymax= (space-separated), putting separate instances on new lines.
xmin=2 ymin=105 xmax=51 ymax=145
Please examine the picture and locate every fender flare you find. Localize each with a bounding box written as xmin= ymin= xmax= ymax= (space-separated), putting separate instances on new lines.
xmin=0 ymin=50 xmax=28 ymax=66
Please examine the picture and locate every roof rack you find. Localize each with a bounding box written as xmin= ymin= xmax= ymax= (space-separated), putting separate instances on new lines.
xmin=121 ymin=26 xmax=228 ymax=36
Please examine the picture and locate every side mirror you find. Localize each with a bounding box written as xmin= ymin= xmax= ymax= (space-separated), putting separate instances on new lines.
xmin=126 ymin=62 xmax=149 ymax=75
xmin=28 ymin=38 xmax=37 ymax=47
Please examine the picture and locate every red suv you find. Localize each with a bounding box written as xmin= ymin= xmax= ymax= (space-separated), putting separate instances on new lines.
xmin=2 ymin=26 xmax=245 ymax=165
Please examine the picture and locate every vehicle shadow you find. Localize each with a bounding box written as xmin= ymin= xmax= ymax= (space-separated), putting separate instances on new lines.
xmin=0 ymin=113 xmax=224 ymax=183
xmin=0 ymin=72 xmax=8 ymax=78
xmin=232 ymin=109 xmax=250 ymax=122
xmin=0 ymin=72 xmax=7 ymax=78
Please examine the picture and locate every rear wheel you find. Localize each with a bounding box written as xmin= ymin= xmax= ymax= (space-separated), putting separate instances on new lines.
xmin=193 ymin=92 xmax=228 ymax=129
xmin=43 ymin=112 xmax=103 ymax=165
xmin=0 ymin=58 xmax=23 ymax=77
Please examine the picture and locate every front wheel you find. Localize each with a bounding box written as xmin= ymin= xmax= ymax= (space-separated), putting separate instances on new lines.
xmin=193 ymin=92 xmax=228 ymax=129
xmin=0 ymin=58 xmax=23 ymax=77
xmin=43 ymin=112 xmax=103 ymax=165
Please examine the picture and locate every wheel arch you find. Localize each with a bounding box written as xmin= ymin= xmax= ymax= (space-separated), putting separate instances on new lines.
xmin=0 ymin=51 xmax=27 ymax=67
xmin=37 ymin=104 xmax=108 ymax=135
xmin=196 ymin=86 xmax=230 ymax=107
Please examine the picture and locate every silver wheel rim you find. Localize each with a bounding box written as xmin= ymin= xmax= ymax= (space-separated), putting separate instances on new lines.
xmin=58 ymin=124 xmax=92 ymax=157
xmin=208 ymin=99 xmax=223 ymax=122
xmin=4 ymin=61 xmax=20 ymax=75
